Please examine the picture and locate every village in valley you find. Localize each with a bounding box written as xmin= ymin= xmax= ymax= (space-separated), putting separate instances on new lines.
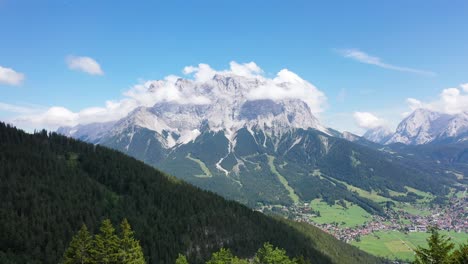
xmin=256 ymin=189 xmax=468 ymax=243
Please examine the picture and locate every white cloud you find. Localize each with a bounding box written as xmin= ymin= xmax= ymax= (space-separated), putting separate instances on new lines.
xmin=66 ymin=56 xmax=104 ymax=75
xmin=461 ymin=83 xmax=468 ymax=93
xmin=405 ymin=84 xmax=468 ymax=115
xmin=0 ymin=66 xmax=25 ymax=86
xmin=9 ymin=61 xmax=327 ymax=130
xmin=182 ymin=63 xmax=216 ymax=82
xmin=353 ymin=111 xmax=386 ymax=129
xmin=183 ymin=61 xmax=263 ymax=81
xmin=124 ymin=75 xmax=211 ymax=106
xmin=229 ymin=61 xmax=262 ymax=77
xmin=247 ymin=69 xmax=326 ymax=113
xmin=338 ymin=49 xmax=435 ymax=76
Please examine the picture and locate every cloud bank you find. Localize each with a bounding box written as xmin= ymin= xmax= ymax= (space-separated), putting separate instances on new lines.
xmin=338 ymin=49 xmax=435 ymax=76
xmin=406 ymin=83 xmax=468 ymax=115
xmin=66 ymin=56 xmax=104 ymax=75
xmin=0 ymin=65 xmax=25 ymax=86
xmin=6 ymin=61 xmax=327 ymax=130
xmin=353 ymin=111 xmax=386 ymax=129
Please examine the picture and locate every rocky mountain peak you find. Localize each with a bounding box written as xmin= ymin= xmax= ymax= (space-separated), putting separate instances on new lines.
xmin=59 ymin=74 xmax=328 ymax=149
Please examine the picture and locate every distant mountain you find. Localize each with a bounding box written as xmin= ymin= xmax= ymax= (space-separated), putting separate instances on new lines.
xmin=59 ymin=75 xmax=456 ymax=212
xmin=362 ymin=126 xmax=393 ymax=145
xmin=0 ymin=122 xmax=383 ymax=264
xmin=385 ymin=109 xmax=468 ymax=145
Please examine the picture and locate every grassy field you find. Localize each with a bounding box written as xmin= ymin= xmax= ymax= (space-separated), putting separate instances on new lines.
xmin=405 ymin=186 xmax=434 ymax=202
xmin=309 ymin=199 xmax=371 ymax=227
xmin=351 ymin=230 xmax=468 ymax=261
xmin=332 ymin=179 xmax=392 ymax=203
xmin=456 ymin=190 xmax=466 ymax=198
xmin=267 ymin=155 xmax=300 ymax=203
xmin=394 ymin=203 xmax=432 ymax=216
xmin=186 ymin=153 xmax=212 ymax=178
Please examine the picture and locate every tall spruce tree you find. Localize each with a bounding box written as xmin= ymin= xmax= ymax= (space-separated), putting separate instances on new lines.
xmin=414 ymin=227 xmax=455 ymax=264
xmin=62 ymin=224 xmax=94 ymax=264
xmin=118 ymin=218 xmax=146 ymax=264
xmin=175 ymin=254 xmax=189 ymax=264
xmin=449 ymin=243 xmax=468 ymax=264
xmin=206 ymin=248 xmax=248 ymax=264
xmin=254 ymin=243 xmax=296 ymax=264
xmin=92 ymin=219 xmax=120 ymax=264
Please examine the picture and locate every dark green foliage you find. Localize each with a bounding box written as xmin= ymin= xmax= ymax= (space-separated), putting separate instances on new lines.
xmin=116 ymin=126 xmax=454 ymax=212
xmin=253 ymin=243 xmax=296 ymax=264
xmin=92 ymin=219 xmax=120 ymax=263
xmin=63 ymin=219 xmax=145 ymax=264
xmin=233 ymin=128 xmax=261 ymax=157
xmin=175 ymin=254 xmax=189 ymax=264
xmin=119 ymin=219 xmax=145 ymax=264
xmin=411 ymin=228 xmax=468 ymax=264
xmin=63 ymin=224 xmax=94 ymax=264
xmin=180 ymin=243 xmax=302 ymax=264
xmin=0 ymin=122 xmax=378 ymax=264
xmin=206 ymin=248 xmax=247 ymax=264
xmin=101 ymin=127 xmax=167 ymax=165
xmin=414 ymin=227 xmax=455 ymax=264
xmin=449 ymin=243 xmax=468 ymax=264
xmin=220 ymin=153 xmax=238 ymax=171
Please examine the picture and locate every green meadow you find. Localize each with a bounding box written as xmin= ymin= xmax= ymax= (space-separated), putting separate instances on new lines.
xmin=309 ymin=199 xmax=371 ymax=227
xmin=351 ymin=230 xmax=468 ymax=261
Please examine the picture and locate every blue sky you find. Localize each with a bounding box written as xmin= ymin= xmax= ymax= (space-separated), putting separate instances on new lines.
xmin=1 ymin=0 xmax=468 ymax=133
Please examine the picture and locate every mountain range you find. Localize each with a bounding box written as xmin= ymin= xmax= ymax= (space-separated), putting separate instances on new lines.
xmin=58 ymin=74 xmax=466 ymax=211
xmin=363 ymin=109 xmax=468 ymax=145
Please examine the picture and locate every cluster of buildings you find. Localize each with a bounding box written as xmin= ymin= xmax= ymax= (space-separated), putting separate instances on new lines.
xmin=397 ymin=195 xmax=467 ymax=234
xmin=256 ymin=193 xmax=467 ymax=243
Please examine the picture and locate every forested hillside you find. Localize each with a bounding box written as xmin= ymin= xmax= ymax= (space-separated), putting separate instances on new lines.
xmin=0 ymin=122 xmax=382 ymax=264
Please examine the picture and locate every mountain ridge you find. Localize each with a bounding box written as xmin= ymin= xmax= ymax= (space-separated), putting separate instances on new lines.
xmin=363 ymin=109 xmax=468 ymax=145
xmin=57 ymin=75 xmax=459 ymax=213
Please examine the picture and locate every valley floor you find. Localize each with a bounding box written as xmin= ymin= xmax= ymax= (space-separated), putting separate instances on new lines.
xmin=350 ymin=230 xmax=467 ymax=261
xmin=256 ymin=189 xmax=468 ymax=261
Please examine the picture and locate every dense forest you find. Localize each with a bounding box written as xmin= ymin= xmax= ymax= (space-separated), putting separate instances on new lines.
xmin=0 ymin=122 xmax=382 ymax=264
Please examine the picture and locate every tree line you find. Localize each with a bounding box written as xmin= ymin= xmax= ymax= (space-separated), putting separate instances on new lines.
xmin=62 ymin=219 xmax=145 ymax=264
xmin=64 ymin=219 xmax=312 ymax=264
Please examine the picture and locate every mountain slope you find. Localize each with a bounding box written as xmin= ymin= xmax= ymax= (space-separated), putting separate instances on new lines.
xmin=362 ymin=126 xmax=393 ymax=144
xmin=104 ymin=123 xmax=451 ymax=213
xmin=58 ymin=76 xmax=457 ymax=214
xmin=0 ymin=122 xmax=382 ymax=264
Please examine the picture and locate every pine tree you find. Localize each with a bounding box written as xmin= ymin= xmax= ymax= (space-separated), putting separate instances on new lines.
xmin=449 ymin=243 xmax=467 ymax=264
xmin=62 ymin=224 xmax=94 ymax=264
xmin=175 ymin=254 xmax=189 ymax=264
xmin=92 ymin=219 xmax=120 ymax=264
xmin=118 ymin=218 xmax=146 ymax=264
xmin=414 ymin=227 xmax=455 ymax=264
xmin=254 ymin=243 xmax=296 ymax=264
xmin=206 ymin=248 xmax=248 ymax=264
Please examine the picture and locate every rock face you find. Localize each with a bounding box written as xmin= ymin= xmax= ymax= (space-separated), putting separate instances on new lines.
xmin=385 ymin=109 xmax=468 ymax=145
xmin=362 ymin=126 xmax=393 ymax=144
xmin=59 ymin=74 xmax=329 ymax=151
